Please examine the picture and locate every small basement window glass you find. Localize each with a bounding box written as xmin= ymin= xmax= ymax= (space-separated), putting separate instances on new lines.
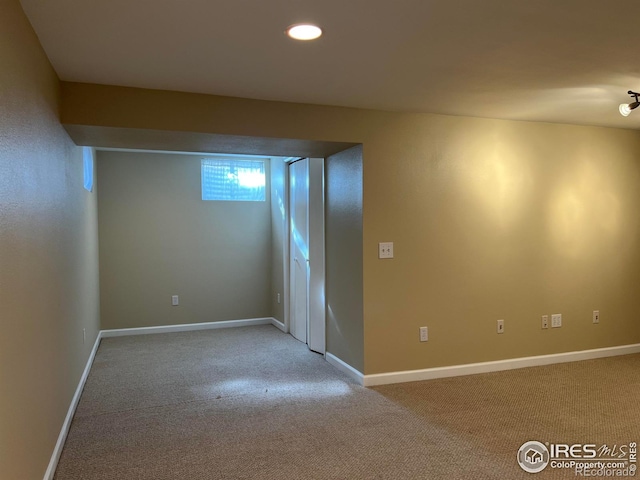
xmin=201 ymin=158 xmax=266 ymax=201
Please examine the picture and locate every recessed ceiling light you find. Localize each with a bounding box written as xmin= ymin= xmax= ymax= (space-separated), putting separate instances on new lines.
xmin=286 ymin=24 xmax=322 ymax=41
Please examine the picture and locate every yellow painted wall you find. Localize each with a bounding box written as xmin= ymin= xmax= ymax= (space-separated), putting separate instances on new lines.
xmin=0 ymin=2 xmax=100 ymax=478
xmin=362 ymin=115 xmax=640 ymax=373
xmin=61 ymin=84 xmax=640 ymax=375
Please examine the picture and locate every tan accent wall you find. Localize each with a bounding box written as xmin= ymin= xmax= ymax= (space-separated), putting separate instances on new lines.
xmin=0 ymin=2 xmax=100 ymax=478
xmin=362 ymin=116 xmax=640 ymax=373
xmin=60 ymin=82 xmax=370 ymax=143
xmin=61 ymin=83 xmax=640 ymax=375
xmin=97 ymin=151 xmax=272 ymax=329
xmin=326 ymin=146 xmax=364 ymax=372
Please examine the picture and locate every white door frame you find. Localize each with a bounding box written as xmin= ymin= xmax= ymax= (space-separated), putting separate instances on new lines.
xmin=307 ymin=158 xmax=325 ymax=354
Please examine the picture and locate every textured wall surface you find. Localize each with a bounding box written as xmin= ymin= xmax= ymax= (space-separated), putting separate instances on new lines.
xmin=326 ymin=146 xmax=364 ymax=372
xmin=97 ymin=151 xmax=272 ymax=329
xmin=269 ymin=157 xmax=286 ymax=322
xmin=0 ymin=1 xmax=100 ymax=478
xmin=362 ymin=116 xmax=640 ymax=373
xmin=61 ymin=79 xmax=640 ymax=376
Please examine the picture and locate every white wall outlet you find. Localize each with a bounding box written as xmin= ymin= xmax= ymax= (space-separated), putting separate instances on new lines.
xmin=277 ymin=293 xmax=281 ymax=304
xmin=378 ymin=242 xmax=394 ymax=259
xmin=551 ymin=313 xmax=562 ymax=328
xmin=497 ymin=319 xmax=504 ymax=334
xmin=83 ymin=328 xmax=86 ymax=344
xmin=541 ymin=315 xmax=549 ymax=329
xmin=419 ymin=326 xmax=428 ymax=342
xmin=593 ymin=310 xmax=600 ymax=324
xmin=171 ymin=295 xmax=179 ymax=306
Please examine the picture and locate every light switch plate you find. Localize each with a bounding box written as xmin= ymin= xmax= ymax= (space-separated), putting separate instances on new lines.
xmin=419 ymin=326 xmax=428 ymax=342
xmin=379 ymin=242 xmax=394 ymax=259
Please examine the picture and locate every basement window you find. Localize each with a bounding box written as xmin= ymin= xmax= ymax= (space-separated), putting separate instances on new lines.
xmin=201 ymin=158 xmax=266 ymax=201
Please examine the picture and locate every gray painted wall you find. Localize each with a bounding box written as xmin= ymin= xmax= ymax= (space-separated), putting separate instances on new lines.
xmin=326 ymin=146 xmax=364 ymax=372
xmin=269 ymin=157 xmax=286 ymax=322
xmin=97 ymin=151 xmax=272 ymax=329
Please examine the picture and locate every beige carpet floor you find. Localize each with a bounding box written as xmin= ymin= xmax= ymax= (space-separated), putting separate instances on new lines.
xmin=54 ymin=325 xmax=640 ymax=479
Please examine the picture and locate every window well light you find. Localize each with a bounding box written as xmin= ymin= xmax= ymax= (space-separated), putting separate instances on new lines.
xmin=286 ymin=24 xmax=322 ymax=41
xmin=619 ymin=90 xmax=640 ymax=117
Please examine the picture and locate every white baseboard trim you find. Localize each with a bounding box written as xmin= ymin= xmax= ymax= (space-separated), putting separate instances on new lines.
xmin=270 ymin=317 xmax=287 ymax=333
xmin=326 ymin=352 xmax=365 ymax=386
xmin=363 ymin=343 xmax=640 ymax=387
xmin=43 ymin=332 xmax=102 ymax=480
xmin=100 ymin=317 xmax=274 ymax=338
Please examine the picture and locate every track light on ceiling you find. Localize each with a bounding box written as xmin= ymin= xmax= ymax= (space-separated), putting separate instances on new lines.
xmin=619 ymin=90 xmax=640 ymax=117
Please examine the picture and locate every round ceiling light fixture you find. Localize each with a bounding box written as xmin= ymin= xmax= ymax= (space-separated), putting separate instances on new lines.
xmin=286 ymin=23 xmax=322 ymax=41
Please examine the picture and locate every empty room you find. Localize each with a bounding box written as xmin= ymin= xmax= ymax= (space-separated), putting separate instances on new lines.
xmin=1 ymin=1 xmax=639 ymax=479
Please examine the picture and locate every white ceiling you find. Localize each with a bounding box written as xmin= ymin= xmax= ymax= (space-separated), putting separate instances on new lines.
xmin=19 ymin=0 xmax=640 ymax=129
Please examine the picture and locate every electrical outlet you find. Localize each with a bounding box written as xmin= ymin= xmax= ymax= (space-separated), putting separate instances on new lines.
xmin=541 ymin=315 xmax=549 ymax=329
xmin=419 ymin=326 xmax=428 ymax=342
xmin=378 ymin=242 xmax=394 ymax=259
xmin=593 ymin=310 xmax=600 ymax=324
xmin=83 ymin=328 xmax=86 ymax=344
xmin=551 ymin=313 xmax=562 ymax=328
xmin=497 ymin=319 xmax=504 ymax=334
xmin=277 ymin=293 xmax=281 ymax=304
xmin=171 ymin=295 xmax=179 ymax=306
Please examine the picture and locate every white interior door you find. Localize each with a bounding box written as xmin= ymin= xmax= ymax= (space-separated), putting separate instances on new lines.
xmin=289 ymin=159 xmax=309 ymax=344
xmin=287 ymin=158 xmax=325 ymax=354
